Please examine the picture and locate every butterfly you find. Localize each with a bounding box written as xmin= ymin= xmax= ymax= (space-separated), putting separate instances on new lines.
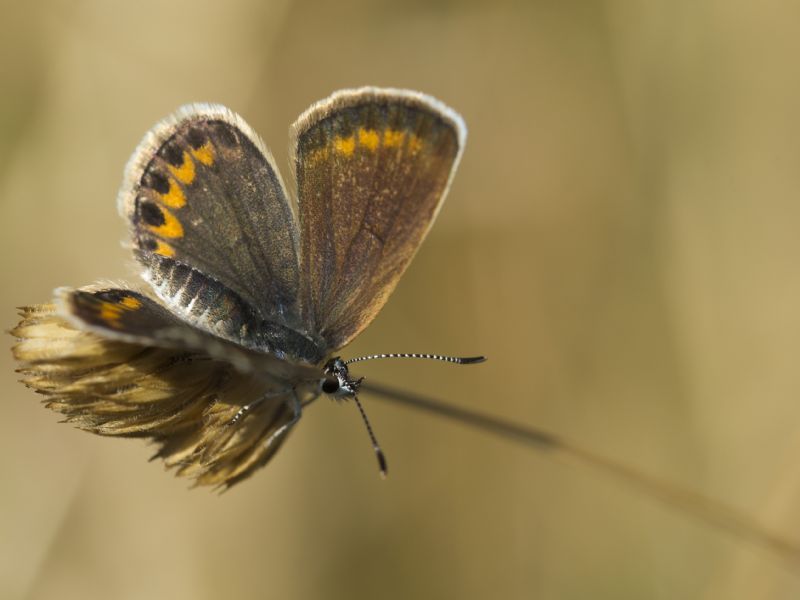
xmin=11 ymin=87 xmax=482 ymax=488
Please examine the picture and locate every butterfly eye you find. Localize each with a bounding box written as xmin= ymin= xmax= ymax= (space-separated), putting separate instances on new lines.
xmin=321 ymin=376 xmax=340 ymax=395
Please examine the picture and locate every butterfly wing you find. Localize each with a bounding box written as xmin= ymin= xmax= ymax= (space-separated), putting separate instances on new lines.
xmin=290 ymin=88 xmax=466 ymax=350
xmin=53 ymin=286 xmax=319 ymax=378
xmin=118 ymin=104 xmax=324 ymax=361
xmin=12 ymin=289 xmax=317 ymax=488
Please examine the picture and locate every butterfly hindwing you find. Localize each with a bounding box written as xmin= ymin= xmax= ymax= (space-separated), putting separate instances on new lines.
xmin=291 ymin=88 xmax=466 ymax=350
xmin=61 ymin=287 xmax=190 ymax=343
xmin=119 ymin=105 xmax=303 ymax=332
xmin=55 ymin=286 xmax=322 ymax=378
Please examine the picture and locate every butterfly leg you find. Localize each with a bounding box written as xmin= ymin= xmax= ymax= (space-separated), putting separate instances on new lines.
xmin=229 ymin=388 xmax=292 ymax=426
xmin=262 ymin=390 xmax=302 ymax=450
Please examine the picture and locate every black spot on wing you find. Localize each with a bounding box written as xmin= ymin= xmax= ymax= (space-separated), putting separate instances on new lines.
xmin=143 ymin=170 xmax=170 ymax=195
xmin=210 ymin=121 xmax=238 ymax=147
xmin=138 ymin=199 xmax=165 ymax=227
xmin=186 ymin=127 xmax=205 ymax=149
xmin=159 ymin=139 xmax=185 ymax=167
xmin=140 ymin=238 xmax=158 ymax=252
xmin=95 ymin=289 xmax=130 ymax=303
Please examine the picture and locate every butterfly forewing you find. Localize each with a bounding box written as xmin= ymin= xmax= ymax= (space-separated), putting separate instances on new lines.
xmin=119 ymin=105 xmax=304 ymax=334
xmin=291 ymin=88 xmax=466 ymax=350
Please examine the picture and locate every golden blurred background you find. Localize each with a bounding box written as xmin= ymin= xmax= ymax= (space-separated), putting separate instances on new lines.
xmin=3 ymin=1 xmax=800 ymax=598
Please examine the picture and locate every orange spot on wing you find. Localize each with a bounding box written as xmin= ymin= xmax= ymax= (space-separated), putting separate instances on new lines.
xmin=168 ymin=151 xmax=196 ymax=185
xmin=148 ymin=206 xmax=184 ymax=238
xmin=306 ymin=147 xmax=329 ymax=166
xmin=97 ymin=295 xmax=141 ymax=327
xmin=407 ymin=134 xmax=423 ymax=153
xmin=99 ymin=302 xmax=123 ymax=327
xmin=334 ymin=136 xmax=355 ymax=156
xmin=153 ymin=240 xmax=176 ymax=257
xmin=383 ymin=129 xmax=405 ymax=147
xmin=191 ymin=142 xmax=215 ymax=166
xmin=358 ymin=128 xmax=379 ymax=151
xmin=120 ymin=296 xmax=142 ymax=310
xmin=160 ymin=178 xmax=186 ymax=208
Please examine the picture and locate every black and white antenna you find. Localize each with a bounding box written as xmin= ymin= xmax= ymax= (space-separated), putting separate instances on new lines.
xmin=345 ymin=353 xmax=486 ymax=366
xmin=353 ymin=394 xmax=387 ymax=478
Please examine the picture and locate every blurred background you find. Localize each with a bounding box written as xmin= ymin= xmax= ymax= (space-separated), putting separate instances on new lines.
xmin=3 ymin=1 xmax=800 ymax=598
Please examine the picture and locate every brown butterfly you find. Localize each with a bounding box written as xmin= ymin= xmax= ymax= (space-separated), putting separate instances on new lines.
xmin=12 ymin=88 xmax=483 ymax=488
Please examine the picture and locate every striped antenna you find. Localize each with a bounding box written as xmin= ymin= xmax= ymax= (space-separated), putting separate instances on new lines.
xmin=344 ymin=353 xmax=486 ymax=366
xmin=353 ymin=395 xmax=387 ymax=478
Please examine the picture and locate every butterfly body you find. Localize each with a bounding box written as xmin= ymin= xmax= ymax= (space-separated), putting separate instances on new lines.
xmin=12 ymin=88 xmax=466 ymax=487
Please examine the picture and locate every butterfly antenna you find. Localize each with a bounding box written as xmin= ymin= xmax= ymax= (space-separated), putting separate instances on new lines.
xmin=353 ymin=395 xmax=388 ymax=478
xmin=345 ymin=353 xmax=486 ymax=365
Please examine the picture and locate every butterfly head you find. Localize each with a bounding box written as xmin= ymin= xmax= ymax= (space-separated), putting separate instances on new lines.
xmin=321 ymin=357 xmax=363 ymax=399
